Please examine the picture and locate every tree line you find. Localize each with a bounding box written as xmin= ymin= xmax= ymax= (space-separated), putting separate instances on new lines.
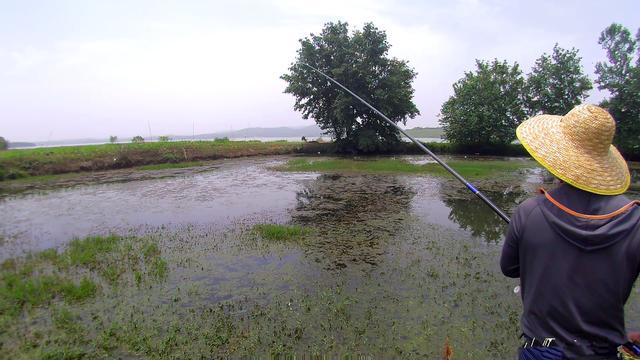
xmin=283 ymin=22 xmax=639 ymax=156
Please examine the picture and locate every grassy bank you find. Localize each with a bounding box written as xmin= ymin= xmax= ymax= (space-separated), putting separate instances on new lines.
xmin=0 ymin=140 xmax=301 ymax=181
xmin=279 ymin=158 xmax=536 ymax=178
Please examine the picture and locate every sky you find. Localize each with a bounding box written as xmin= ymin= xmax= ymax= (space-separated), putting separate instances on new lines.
xmin=0 ymin=0 xmax=638 ymax=142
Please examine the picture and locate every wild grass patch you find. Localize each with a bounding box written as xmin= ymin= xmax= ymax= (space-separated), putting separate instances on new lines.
xmin=0 ymin=235 xmax=169 ymax=334
xmin=253 ymin=224 xmax=310 ymax=241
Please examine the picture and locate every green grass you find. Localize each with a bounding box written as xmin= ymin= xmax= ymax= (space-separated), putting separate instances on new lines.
xmin=149 ymin=258 xmax=168 ymax=279
xmin=0 ymin=272 xmax=97 ymax=317
xmin=279 ymin=158 xmax=534 ymax=178
xmin=65 ymin=235 xmax=120 ymax=268
xmin=0 ymin=140 xmax=302 ymax=180
xmin=0 ymin=235 xmax=169 ymax=329
xmin=253 ymin=224 xmax=310 ymax=241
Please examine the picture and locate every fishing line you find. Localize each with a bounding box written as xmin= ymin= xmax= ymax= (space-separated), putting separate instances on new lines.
xmin=300 ymin=62 xmax=511 ymax=224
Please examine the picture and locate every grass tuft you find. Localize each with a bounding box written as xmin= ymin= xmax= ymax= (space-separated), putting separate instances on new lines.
xmin=253 ymin=224 xmax=310 ymax=241
xmin=60 ymin=277 xmax=97 ymax=302
xmin=65 ymin=235 xmax=120 ymax=268
xmin=149 ymin=258 xmax=168 ymax=279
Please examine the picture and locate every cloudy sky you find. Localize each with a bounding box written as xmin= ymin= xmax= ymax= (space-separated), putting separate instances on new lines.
xmin=1 ymin=0 xmax=638 ymax=142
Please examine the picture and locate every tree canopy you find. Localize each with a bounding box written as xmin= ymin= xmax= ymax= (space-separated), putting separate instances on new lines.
xmin=439 ymin=59 xmax=527 ymax=147
xmin=281 ymin=22 xmax=419 ymax=153
xmin=525 ymin=44 xmax=592 ymax=116
xmin=595 ymin=23 xmax=640 ymax=155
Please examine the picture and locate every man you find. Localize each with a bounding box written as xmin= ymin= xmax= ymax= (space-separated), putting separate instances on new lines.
xmin=500 ymin=104 xmax=640 ymax=359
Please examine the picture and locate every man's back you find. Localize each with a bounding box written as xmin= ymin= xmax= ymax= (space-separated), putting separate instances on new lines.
xmin=501 ymin=184 xmax=640 ymax=358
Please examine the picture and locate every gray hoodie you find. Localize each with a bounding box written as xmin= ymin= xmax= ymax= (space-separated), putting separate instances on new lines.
xmin=501 ymin=183 xmax=640 ymax=359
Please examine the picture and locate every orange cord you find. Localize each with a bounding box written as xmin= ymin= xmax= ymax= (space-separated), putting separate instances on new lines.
xmin=539 ymin=188 xmax=640 ymax=220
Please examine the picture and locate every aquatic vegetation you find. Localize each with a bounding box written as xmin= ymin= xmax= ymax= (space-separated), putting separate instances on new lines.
xmin=0 ymin=234 xmax=169 ymax=357
xmin=253 ymin=224 xmax=310 ymax=241
xmin=0 ymin=159 xmax=637 ymax=358
xmin=65 ymin=235 xmax=120 ymax=268
xmin=0 ymin=222 xmax=637 ymax=358
xmin=279 ymin=158 xmax=535 ymax=178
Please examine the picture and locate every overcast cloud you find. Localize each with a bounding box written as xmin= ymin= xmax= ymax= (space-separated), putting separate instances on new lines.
xmin=1 ymin=0 xmax=638 ymax=141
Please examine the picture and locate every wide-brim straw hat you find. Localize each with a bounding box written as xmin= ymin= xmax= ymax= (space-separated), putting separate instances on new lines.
xmin=516 ymin=104 xmax=630 ymax=195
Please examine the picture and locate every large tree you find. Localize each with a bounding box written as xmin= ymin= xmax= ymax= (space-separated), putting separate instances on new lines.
xmin=0 ymin=137 xmax=7 ymax=151
xmin=525 ymin=44 xmax=592 ymax=116
xmin=281 ymin=22 xmax=419 ymax=152
xmin=439 ymin=59 xmax=527 ymax=147
xmin=595 ymin=23 xmax=640 ymax=155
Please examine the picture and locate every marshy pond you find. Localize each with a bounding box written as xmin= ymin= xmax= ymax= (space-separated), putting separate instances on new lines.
xmin=1 ymin=155 xmax=639 ymax=358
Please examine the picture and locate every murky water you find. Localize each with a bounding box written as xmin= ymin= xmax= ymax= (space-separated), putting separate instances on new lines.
xmin=1 ymin=155 xmax=639 ymax=357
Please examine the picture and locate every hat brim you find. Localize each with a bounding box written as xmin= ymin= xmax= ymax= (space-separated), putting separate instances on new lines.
xmin=516 ymin=114 xmax=630 ymax=195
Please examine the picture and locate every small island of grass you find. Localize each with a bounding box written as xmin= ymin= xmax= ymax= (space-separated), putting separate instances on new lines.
xmin=253 ymin=224 xmax=310 ymax=241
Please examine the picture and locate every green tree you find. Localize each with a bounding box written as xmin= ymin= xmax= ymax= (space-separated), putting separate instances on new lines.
xmin=281 ymin=22 xmax=419 ymax=153
xmin=158 ymin=136 xmax=170 ymax=142
xmin=131 ymin=136 xmax=145 ymax=143
xmin=0 ymin=136 xmax=7 ymax=150
xmin=439 ymin=59 xmax=527 ymax=147
xmin=109 ymin=135 xmax=118 ymax=143
xmin=525 ymin=44 xmax=592 ymax=116
xmin=595 ymin=23 xmax=640 ymax=154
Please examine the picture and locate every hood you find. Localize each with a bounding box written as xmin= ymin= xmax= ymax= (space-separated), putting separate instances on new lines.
xmin=538 ymin=184 xmax=640 ymax=251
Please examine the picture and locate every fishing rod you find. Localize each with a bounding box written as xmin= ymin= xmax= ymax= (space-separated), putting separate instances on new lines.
xmin=301 ymin=62 xmax=511 ymax=224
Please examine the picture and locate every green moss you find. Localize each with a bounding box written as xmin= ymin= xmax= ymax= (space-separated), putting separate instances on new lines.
xmin=279 ymin=158 xmax=534 ymax=178
xmin=253 ymin=224 xmax=310 ymax=241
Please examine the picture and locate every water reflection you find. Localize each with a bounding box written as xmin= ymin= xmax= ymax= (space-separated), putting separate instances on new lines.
xmin=292 ymin=174 xmax=413 ymax=269
xmin=439 ymin=181 xmax=530 ymax=242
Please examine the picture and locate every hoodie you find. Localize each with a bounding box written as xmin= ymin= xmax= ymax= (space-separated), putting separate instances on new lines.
xmin=501 ymin=184 xmax=640 ymax=359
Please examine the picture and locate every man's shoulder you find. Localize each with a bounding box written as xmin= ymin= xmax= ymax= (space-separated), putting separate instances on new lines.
xmin=515 ymin=195 xmax=543 ymax=216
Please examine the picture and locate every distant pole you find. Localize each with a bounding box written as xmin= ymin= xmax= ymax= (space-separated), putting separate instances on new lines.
xmin=192 ymin=120 xmax=195 ymax=141
xmin=147 ymin=121 xmax=152 ymax=141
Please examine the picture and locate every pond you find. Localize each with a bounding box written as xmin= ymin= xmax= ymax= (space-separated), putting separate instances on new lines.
xmin=0 ymin=155 xmax=638 ymax=358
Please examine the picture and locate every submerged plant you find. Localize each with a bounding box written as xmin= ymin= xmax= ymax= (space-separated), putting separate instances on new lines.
xmin=253 ymin=224 xmax=310 ymax=241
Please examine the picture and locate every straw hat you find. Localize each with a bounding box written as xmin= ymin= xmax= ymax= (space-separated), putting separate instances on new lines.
xmin=516 ymin=104 xmax=630 ymax=195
